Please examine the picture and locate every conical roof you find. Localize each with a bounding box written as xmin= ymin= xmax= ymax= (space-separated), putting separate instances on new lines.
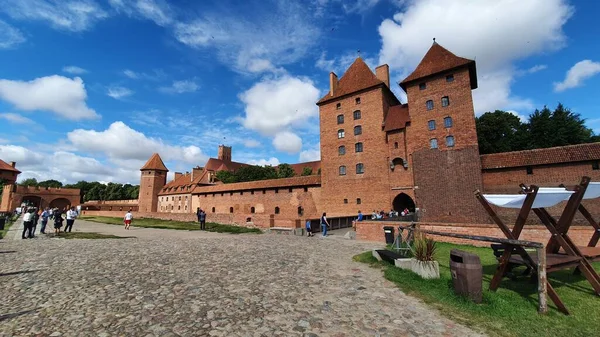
xmin=317 ymin=57 xmax=384 ymax=104
xmin=400 ymin=42 xmax=476 ymax=90
xmin=140 ymin=153 xmax=168 ymax=171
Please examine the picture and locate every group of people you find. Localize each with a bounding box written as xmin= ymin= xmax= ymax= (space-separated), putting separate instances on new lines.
xmin=305 ymin=212 xmax=331 ymax=237
xmin=304 ymin=208 xmax=411 ymax=237
xmin=21 ymin=206 xmax=78 ymax=239
xmin=371 ymin=208 xmax=410 ymax=220
xmin=196 ymin=208 xmax=207 ymax=230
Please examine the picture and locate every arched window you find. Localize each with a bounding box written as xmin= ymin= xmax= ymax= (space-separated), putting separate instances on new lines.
xmin=275 ymin=207 xmax=280 ymax=214
xmin=394 ymin=142 xmax=398 ymax=149
xmin=212 ymin=207 xmax=215 ymax=213
xmin=430 ymin=138 xmax=438 ymax=149
xmin=354 ymin=125 xmax=362 ymax=135
xmin=356 ymin=163 xmax=364 ymax=174
xmin=353 ymin=110 xmax=361 ymax=120
xmin=355 ymin=142 xmax=363 ymax=153
xmin=251 ymin=207 xmax=255 ymax=213
xmin=339 ymin=166 xmax=346 ymax=175
xmin=229 ymin=207 xmax=234 ymax=213
xmin=338 ymin=145 xmax=346 ymax=155
xmin=298 ymin=206 xmax=303 ymax=216
xmin=444 ymin=116 xmax=453 ymax=128
xmin=428 ymin=120 xmax=436 ymax=131
xmin=338 ymin=129 xmax=345 ymax=139
xmin=426 ymin=100 xmax=434 ymax=110
xmin=357 ymin=198 xmax=362 ymax=204
xmin=337 ymin=114 xmax=344 ymax=124
xmin=446 ymin=135 xmax=455 ymax=147
xmin=441 ymin=96 xmax=450 ymax=107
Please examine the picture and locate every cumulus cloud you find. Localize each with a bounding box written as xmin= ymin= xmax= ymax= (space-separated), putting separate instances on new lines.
xmin=299 ymin=147 xmax=320 ymax=162
xmin=0 ymin=19 xmax=26 ymax=49
xmin=159 ymin=80 xmax=198 ymax=94
xmin=525 ymin=64 xmax=547 ymax=74
xmin=0 ymin=112 xmax=35 ymax=124
xmin=62 ymin=65 xmax=88 ymax=74
xmin=272 ymin=131 xmax=303 ymax=154
xmin=240 ymin=76 xmax=320 ymax=136
xmin=244 ymin=139 xmax=261 ymax=148
xmin=247 ymin=157 xmax=280 ymax=166
xmin=554 ymin=60 xmax=600 ymax=92
xmin=107 ymin=86 xmax=134 ymax=99
xmin=0 ymin=0 xmax=108 ymax=32
xmin=377 ymin=0 xmax=573 ymax=114
xmin=108 ymin=0 xmax=173 ymax=26
xmin=316 ymin=51 xmax=377 ymax=74
xmin=0 ymin=75 xmax=98 ymax=120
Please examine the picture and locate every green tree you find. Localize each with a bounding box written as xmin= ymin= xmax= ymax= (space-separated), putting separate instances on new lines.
xmin=38 ymin=179 xmax=63 ymax=188
xmin=216 ymin=170 xmax=237 ymax=183
xmin=277 ymin=163 xmax=295 ymax=178
xmin=475 ymin=110 xmax=529 ymax=154
xmin=528 ymin=103 xmax=594 ymax=149
xmin=301 ymin=167 xmax=313 ymax=176
xmin=0 ymin=178 xmax=7 ymax=196
xmin=19 ymin=178 xmax=38 ymax=187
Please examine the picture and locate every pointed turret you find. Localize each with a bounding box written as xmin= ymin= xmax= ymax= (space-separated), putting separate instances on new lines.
xmin=139 ymin=153 xmax=168 ymax=212
xmin=140 ymin=153 xmax=168 ymax=172
xmin=317 ymin=57 xmax=385 ymax=105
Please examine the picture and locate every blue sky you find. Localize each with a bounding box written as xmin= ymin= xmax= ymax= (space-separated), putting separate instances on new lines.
xmin=0 ymin=0 xmax=598 ymax=184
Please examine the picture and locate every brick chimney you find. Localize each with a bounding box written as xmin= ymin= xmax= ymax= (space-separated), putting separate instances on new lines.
xmin=329 ymin=72 xmax=338 ymax=97
xmin=10 ymin=161 xmax=16 ymax=168
xmin=174 ymin=172 xmax=183 ymax=180
xmin=376 ymin=64 xmax=390 ymax=88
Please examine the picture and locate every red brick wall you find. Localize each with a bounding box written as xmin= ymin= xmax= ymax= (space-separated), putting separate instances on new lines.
xmin=139 ymin=170 xmax=167 ymax=212
xmin=1 ymin=185 xmax=81 ymax=212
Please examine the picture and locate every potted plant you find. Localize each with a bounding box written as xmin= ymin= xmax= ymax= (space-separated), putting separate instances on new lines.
xmin=410 ymin=236 xmax=439 ymax=279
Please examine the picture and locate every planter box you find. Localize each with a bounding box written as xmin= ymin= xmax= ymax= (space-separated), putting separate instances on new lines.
xmin=394 ymin=258 xmax=413 ymax=271
xmin=411 ymin=260 xmax=440 ymax=279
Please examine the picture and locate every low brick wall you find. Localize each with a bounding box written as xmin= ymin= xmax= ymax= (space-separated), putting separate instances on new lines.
xmin=356 ymin=220 xmax=596 ymax=247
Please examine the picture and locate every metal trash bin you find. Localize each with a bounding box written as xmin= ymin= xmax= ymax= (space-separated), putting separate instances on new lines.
xmin=383 ymin=226 xmax=395 ymax=245
xmin=450 ymin=249 xmax=483 ymax=303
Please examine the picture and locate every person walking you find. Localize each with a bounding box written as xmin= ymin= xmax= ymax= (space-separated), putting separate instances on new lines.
xmin=123 ymin=210 xmax=133 ymax=230
xmin=40 ymin=208 xmax=50 ymax=234
xmin=64 ymin=207 xmax=77 ymax=233
xmin=22 ymin=208 xmax=34 ymax=239
xmin=199 ymin=209 xmax=206 ymax=230
xmin=53 ymin=208 xmax=64 ymax=234
xmin=31 ymin=208 xmax=39 ymax=238
xmin=320 ymin=212 xmax=330 ymax=237
xmin=305 ymin=219 xmax=313 ymax=237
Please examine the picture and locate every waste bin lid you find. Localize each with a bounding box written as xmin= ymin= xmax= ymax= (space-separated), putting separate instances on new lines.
xmin=450 ymin=249 xmax=481 ymax=264
xmin=383 ymin=226 xmax=394 ymax=230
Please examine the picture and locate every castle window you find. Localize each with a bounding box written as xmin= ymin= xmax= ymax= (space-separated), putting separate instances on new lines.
xmin=304 ymin=187 xmax=308 ymax=192
xmin=275 ymin=207 xmax=280 ymax=214
xmin=344 ymin=198 xmax=348 ymax=204
xmin=289 ymin=188 xmax=293 ymax=193
xmin=230 ymin=207 xmax=234 ymax=213
xmin=357 ymin=198 xmax=362 ymax=204
xmin=339 ymin=166 xmax=346 ymax=175
xmin=355 ymin=97 xmax=361 ymax=105
xmin=298 ymin=206 xmax=303 ymax=216
xmin=354 ymin=125 xmax=362 ymax=135
xmin=171 ymin=197 xmax=174 ymax=201
xmin=355 ymin=142 xmax=363 ymax=153
xmin=212 ymin=207 xmax=215 ymax=213
xmin=441 ymin=96 xmax=450 ymax=107
xmin=221 ymin=193 xmax=224 ymax=196
xmin=526 ymin=166 xmax=533 ymax=175
xmin=430 ymin=138 xmax=438 ymax=149
xmin=185 ymin=205 xmax=187 ymax=210
xmin=446 ymin=74 xmax=454 ymax=82
xmin=251 ymin=191 xmax=255 ymax=195
xmin=240 ymin=191 xmax=243 ymax=195
xmin=337 ymin=114 xmax=344 ymax=124
xmin=230 ymin=192 xmax=233 ymax=196
xmin=339 ymin=145 xmax=346 ymax=155
xmin=593 ymin=161 xmax=600 ymax=170
xmin=178 ymin=206 xmax=181 ymax=210
xmin=428 ymin=120 xmax=436 ymax=131
xmin=353 ymin=110 xmax=361 ymax=120
xmin=426 ymin=100 xmax=434 ymax=110
xmin=262 ymin=190 xmax=266 ymax=194
xmin=338 ymin=129 xmax=345 ymax=138
xmin=444 ymin=116 xmax=453 ymax=128
xmin=419 ymin=83 xmax=427 ymax=90
xmin=336 ymin=103 xmax=341 ymax=110
xmin=251 ymin=207 xmax=255 ymax=214
xmin=356 ymin=163 xmax=364 ymax=174
xmin=275 ymin=189 xmax=279 ymax=193
xmin=394 ymin=142 xmax=398 ymax=149
xmin=446 ymin=135 xmax=455 ymax=147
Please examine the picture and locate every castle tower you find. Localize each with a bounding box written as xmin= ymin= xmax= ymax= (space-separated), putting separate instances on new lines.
xmin=218 ymin=145 xmax=232 ymax=162
xmin=400 ymin=41 xmax=487 ymax=222
xmin=139 ymin=153 xmax=168 ymax=212
xmin=0 ymin=159 xmax=20 ymax=212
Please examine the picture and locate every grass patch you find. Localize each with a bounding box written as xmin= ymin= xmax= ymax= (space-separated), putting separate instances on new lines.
xmin=60 ymin=232 xmax=130 ymax=239
xmin=0 ymin=214 xmax=19 ymax=239
xmin=80 ymin=216 xmax=262 ymax=234
xmin=354 ymin=242 xmax=600 ymax=337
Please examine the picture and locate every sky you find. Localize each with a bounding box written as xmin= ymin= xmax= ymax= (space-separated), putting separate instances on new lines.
xmin=0 ymin=0 xmax=599 ymax=185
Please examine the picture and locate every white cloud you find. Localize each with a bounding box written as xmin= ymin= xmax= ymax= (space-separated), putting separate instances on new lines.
xmin=107 ymin=86 xmax=134 ymax=99
xmin=62 ymin=65 xmax=88 ymax=74
xmin=377 ymin=0 xmax=573 ymax=114
xmin=108 ymin=0 xmax=173 ymax=26
xmin=0 ymin=19 xmax=26 ymax=49
xmin=240 ymin=76 xmax=320 ymax=136
xmin=122 ymin=69 xmax=164 ymax=81
xmin=525 ymin=64 xmax=547 ymax=74
xmin=299 ymin=147 xmax=320 ymax=162
xmin=123 ymin=69 xmax=139 ymax=79
xmin=272 ymin=131 xmax=302 ymax=154
xmin=554 ymin=60 xmax=600 ymax=92
xmin=0 ymin=0 xmax=108 ymax=32
xmin=341 ymin=0 xmax=381 ymax=14
xmin=159 ymin=80 xmax=198 ymax=94
xmin=507 ymin=110 xmax=528 ymax=123
xmin=316 ymin=51 xmax=377 ymax=74
xmin=244 ymin=139 xmax=261 ymax=148
xmin=67 ymin=121 xmax=207 ymax=165
xmin=0 ymin=112 xmax=35 ymax=124
xmin=0 ymin=75 xmax=98 ymax=120
xmin=247 ymin=157 xmax=280 ymax=166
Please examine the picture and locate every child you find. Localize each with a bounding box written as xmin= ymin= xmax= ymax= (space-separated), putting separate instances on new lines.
xmin=124 ymin=210 xmax=133 ymax=230
xmin=305 ymin=219 xmax=313 ymax=237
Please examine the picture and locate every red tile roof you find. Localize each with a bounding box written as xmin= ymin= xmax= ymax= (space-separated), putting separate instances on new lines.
xmin=160 ymin=172 xmax=204 ymax=195
xmin=0 ymin=159 xmax=20 ymax=173
xmin=290 ymin=161 xmax=321 ymax=175
xmin=204 ymin=158 xmax=248 ymax=172
xmin=192 ymin=175 xmax=321 ymax=194
xmin=384 ymin=104 xmax=410 ymax=132
xmin=481 ymin=142 xmax=600 ymax=170
xmin=317 ymin=57 xmax=384 ymax=105
xmin=140 ymin=153 xmax=168 ymax=171
xmin=400 ymin=42 xmax=477 ymax=91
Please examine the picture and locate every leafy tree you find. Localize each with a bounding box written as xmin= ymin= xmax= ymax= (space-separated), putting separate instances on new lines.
xmin=0 ymin=178 xmax=7 ymax=195
xmin=317 ymin=168 xmax=321 ymax=175
xmin=475 ymin=110 xmax=529 ymax=154
xmin=277 ymin=163 xmax=295 ymax=178
xmin=528 ymin=103 xmax=594 ymax=149
xmin=216 ymin=170 xmax=237 ymax=183
xmin=19 ymin=178 xmax=38 ymax=187
xmin=38 ymin=179 xmax=63 ymax=188
xmin=301 ymin=167 xmax=313 ymax=176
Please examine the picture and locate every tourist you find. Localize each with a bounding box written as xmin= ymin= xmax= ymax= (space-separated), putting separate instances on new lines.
xmin=64 ymin=207 xmax=77 ymax=233
xmin=320 ymin=212 xmax=330 ymax=237
xmin=305 ymin=219 xmax=313 ymax=237
xmin=40 ymin=208 xmax=49 ymax=234
xmin=357 ymin=210 xmax=364 ymax=222
xmin=22 ymin=208 xmax=34 ymax=239
xmin=199 ymin=209 xmax=206 ymax=230
xmin=124 ymin=210 xmax=133 ymax=230
xmin=53 ymin=208 xmax=64 ymax=234
xmin=371 ymin=210 xmax=377 ymax=220
xmin=31 ymin=208 xmax=39 ymax=237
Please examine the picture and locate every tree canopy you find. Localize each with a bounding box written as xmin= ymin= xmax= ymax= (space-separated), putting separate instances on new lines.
xmin=301 ymin=167 xmax=313 ymax=176
xmin=215 ymin=163 xmax=300 ymax=184
xmin=15 ymin=178 xmax=139 ymax=203
xmin=476 ymin=103 xmax=598 ymax=154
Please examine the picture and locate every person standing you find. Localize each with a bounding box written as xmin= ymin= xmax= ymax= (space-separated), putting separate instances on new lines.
xmin=305 ymin=219 xmax=313 ymax=237
xmin=320 ymin=212 xmax=330 ymax=237
xmin=53 ymin=208 xmax=64 ymax=234
xmin=199 ymin=209 xmax=206 ymax=230
xmin=196 ymin=207 xmax=202 ymax=223
xmin=31 ymin=208 xmax=39 ymax=238
xmin=40 ymin=208 xmax=50 ymax=234
xmin=123 ymin=210 xmax=133 ymax=230
xmin=64 ymin=207 xmax=77 ymax=233
xmin=22 ymin=208 xmax=34 ymax=239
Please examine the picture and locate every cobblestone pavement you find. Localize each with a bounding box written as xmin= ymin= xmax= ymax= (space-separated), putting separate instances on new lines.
xmin=0 ymin=220 xmax=484 ymax=337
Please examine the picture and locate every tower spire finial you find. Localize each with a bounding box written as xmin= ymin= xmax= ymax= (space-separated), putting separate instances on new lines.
xmin=357 ymin=49 xmax=361 ymax=57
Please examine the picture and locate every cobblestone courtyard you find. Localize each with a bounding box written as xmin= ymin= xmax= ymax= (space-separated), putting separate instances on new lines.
xmin=0 ymin=220 xmax=483 ymax=336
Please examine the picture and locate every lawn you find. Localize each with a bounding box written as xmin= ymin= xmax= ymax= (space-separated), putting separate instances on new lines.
xmin=354 ymin=242 xmax=600 ymax=337
xmin=80 ymin=216 xmax=262 ymax=234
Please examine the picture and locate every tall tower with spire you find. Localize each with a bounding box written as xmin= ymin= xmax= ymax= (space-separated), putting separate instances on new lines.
xmin=139 ymin=153 xmax=169 ymax=212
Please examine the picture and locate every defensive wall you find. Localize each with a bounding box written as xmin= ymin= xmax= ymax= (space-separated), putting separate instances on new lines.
xmin=1 ymin=185 xmax=81 ymax=212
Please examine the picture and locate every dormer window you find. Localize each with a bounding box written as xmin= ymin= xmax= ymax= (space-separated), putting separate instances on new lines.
xmin=419 ymin=83 xmax=427 ymax=90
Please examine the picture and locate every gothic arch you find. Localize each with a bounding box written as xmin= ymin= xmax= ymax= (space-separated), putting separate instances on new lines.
xmin=392 ymin=193 xmax=415 ymax=213
xmin=49 ymin=198 xmax=71 ymax=210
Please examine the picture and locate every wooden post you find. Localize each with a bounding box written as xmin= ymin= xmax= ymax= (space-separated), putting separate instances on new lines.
xmin=537 ymin=246 xmax=548 ymax=314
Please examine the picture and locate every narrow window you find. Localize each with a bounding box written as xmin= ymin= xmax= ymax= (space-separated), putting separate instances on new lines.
xmin=353 ymin=110 xmax=361 ymax=120
xmin=339 ymin=166 xmax=346 ymax=175
xmin=275 ymin=189 xmax=279 ymax=194
xmin=336 ymin=103 xmax=341 ymax=110
xmin=251 ymin=207 xmax=255 ymax=214
xmin=444 ymin=116 xmax=453 ymax=128
xmin=240 ymin=191 xmax=243 ymax=195
xmin=251 ymin=191 xmax=254 ymax=195
xmin=428 ymin=120 xmax=436 ymax=131
xmin=526 ymin=166 xmax=533 ymax=175
xmin=593 ymin=161 xmax=600 ymax=170
xmin=426 ymin=100 xmax=434 ymax=110
xmin=344 ymin=198 xmax=348 ymax=204
xmin=221 ymin=193 xmax=224 ymax=196
xmin=357 ymin=198 xmax=362 ymax=204
xmin=337 ymin=114 xmax=344 ymax=124
xmin=355 ymin=142 xmax=363 ymax=153
xmin=230 ymin=192 xmax=233 ymax=196
xmin=441 ymin=96 xmax=450 ymax=107
xmin=298 ymin=206 xmax=303 ymax=216
xmin=230 ymin=207 xmax=234 ymax=213
xmin=446 ymin=135 xmax=455 ymax=147
xmin=354 ymin=125 xmax=362 ymax=135
xmin=446 ymin=74 xmax=454 ymax=82
xmin=275 ymin=207 xmax=280 ymax=214
xmin=419 ymin=83 xmax=426 ymax=90
xmin=178 ymin=206 xmax=181 ymax=210
xmin=288 ymin=188 xmax=293 ymax=193
xmin=338 ymin=129 xmax=345 ymax=139
xmin=212 ymin=207 xmax=215 ymax=213
xmin=262 ymin=190 xmax=266 ymax=194
xmin=394 ymin=142 xmax=398 ymax=149
xmin=355 ymin=97 xmax=361 ymax=105
xmin=356 ymin=163 xmax=364 ymax=174
xmin=430 ymin=138 xmax=438 ymax=149
xmin=303 ymin=187 xmax=308 ymax=192
xmin=339 ymin=145 xmax=346 ymax=155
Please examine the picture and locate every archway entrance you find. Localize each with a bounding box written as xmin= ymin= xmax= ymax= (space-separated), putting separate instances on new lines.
xmin=49 ymin=198 xmax=71 ymax=210
xmin=392 ymin=193 xmax=415 ymax=213
xmin=21 ymin=196 xmax=43 ymax=209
